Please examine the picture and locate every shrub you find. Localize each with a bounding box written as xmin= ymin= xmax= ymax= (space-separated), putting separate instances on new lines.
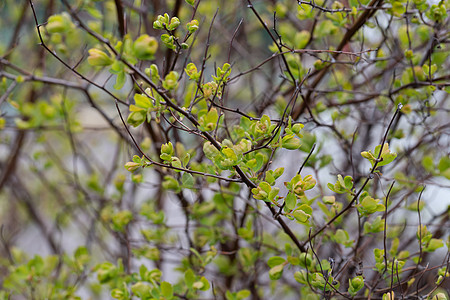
xmin=0 ymin=0 xmax=449 ymax=299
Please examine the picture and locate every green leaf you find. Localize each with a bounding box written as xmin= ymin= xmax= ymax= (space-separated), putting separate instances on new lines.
xmin=168 ymin=157 xmax=181 ymax=170
xmin=391 ymin=1 xmax=406 ymax=17
xmin=292 ymin=208 xmax=310 ymax=223
xmin=357 ymin=196 xmax=385 ymax=216
xmin=162 ymin=175 xmax=181 ymax=192
xmin=184 ymin=269 xmax=195 ymax=288
xmin=186 ymin=0 xmax=196 ymax=6
xmin=344 ymin=176 xmax=353 ymax=190
xmin=268 ymin=187 xmax=279 ymax=201
xmin=199 ymin=276 xmax=210 ymax=291
xmin=334 ymin=229 xmax=349 ymax=242
xmin=422 ymin=155 xmax=434 ymax=172
xmin=269 ymin=264 xmax=284 ymax=280
xmin=134 ymin=94 xmax=153 ymax=109
xmin=127 ymin=110 xmax=146 ymax=127
xmin=259 ymin=181 xmax=272 ymax=193
xmin=438 ymin=156 xmax=450 ymax=175
xmin=96 ymin=262 xmax=118 ymax=283
xmin=161 ymin=34 xmax=176 ymax=50
xmin=282 ymin=134 xmax=301 ymax=150
xmin=285 ymin=192 xmax=297 ymax=210
xmin=74 ymin=246 xmax=90 ymax=266
xmin=236 ymin=289 xmax=251 ymax=300
xmin=267 ymin=256 xmax=285 ymax=267
xmin=364 ymin=216 xmax=385 ymax=234
xmin=424 ymin=238 xmax=444 ymax=252
xmin=161 ymin=282 xmax=173 ymax=299
xmin=113 ymin=71 xmax=126 ymax=90
xmin=322 ymin=196 xmax=335 ymax=204
xmin=294 ymin=30 xmax=310 ymax=49
xmin=131 ymin=282 xmax=151 ymax=298
xmin=199 ymin=108 xmax=219 ymax=132
xmin=111 ymin=210 xmax=133 ymax=232
xmin=182 ymin=172 xmax=194 ymax=189
xmin=203 ymin=142 xmax=220 ymax=160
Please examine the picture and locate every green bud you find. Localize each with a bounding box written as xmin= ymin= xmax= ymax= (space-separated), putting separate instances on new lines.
xmin=161 ymin=34 xmax=176 ymax=50
xmin=160 ymin=142 xmax=174 ymax=161
xmin=124 ymin=162 xmax=140 ymax=172
xmin=185 ymin=63 xmax=200 ymax=81
xmin=202 ymin=82 xmax=217 ymax=98
xmin=153 ymin=20 xmax=164 ymax=29
xmin=404 ymin=49 xmax=413 ymax=59
xmin=162 ymin=71 xmax=179 ymax=90
xmin=87 ymin=48 xmax=113 ymax=66
xmin=145 ymin=64 xmax=160 ymax=82
xmin=314 ymin=60 xmax=325 ymax=70
xmin=186 ymin=19 xmax=199 ymax=33
xmin=46 ymin=13 xmax=72 ymax=33
xmin=133 ymin=34 xmax=158 ymax=60
xmin=350 ymin=276 xmax=364 ymax=290
xmin=167 ymin=17 xmax=180 ymax=31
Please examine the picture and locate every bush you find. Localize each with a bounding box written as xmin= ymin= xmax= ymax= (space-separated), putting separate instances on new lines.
xmin=0 ymin=0 xmax=449 ymax=299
